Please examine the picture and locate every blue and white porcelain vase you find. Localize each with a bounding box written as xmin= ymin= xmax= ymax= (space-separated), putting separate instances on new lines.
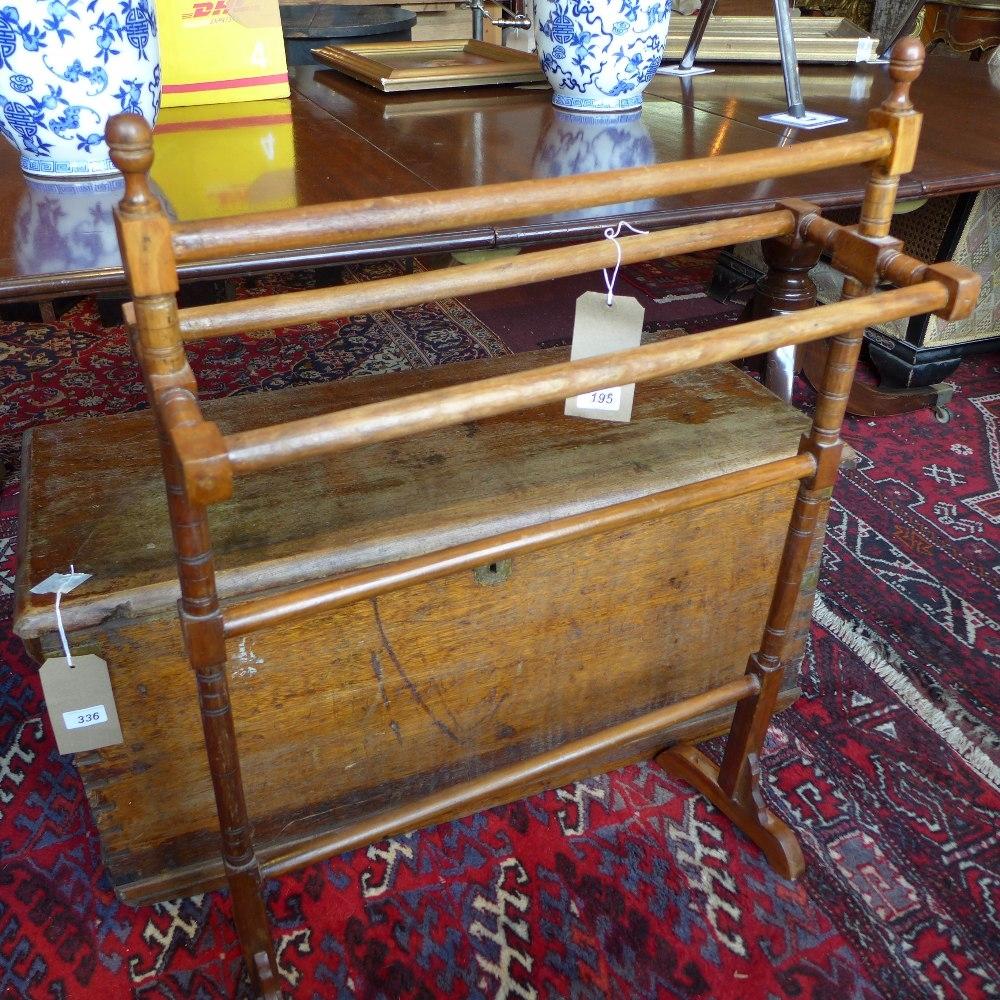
xmin=535 ymin=0 xmax=671 ymax=112
xmin=0 ymin=0 xmax=159 ymax=178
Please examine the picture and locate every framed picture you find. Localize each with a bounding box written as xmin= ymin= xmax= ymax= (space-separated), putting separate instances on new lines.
xmin=312 ymin=39 xmax=545 ymax=93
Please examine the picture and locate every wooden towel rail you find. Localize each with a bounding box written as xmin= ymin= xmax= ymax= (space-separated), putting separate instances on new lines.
xmin=212 ymin=282 xmax=945 ymax=489
xmin=98 ymin=38 xmax=980 ymax=999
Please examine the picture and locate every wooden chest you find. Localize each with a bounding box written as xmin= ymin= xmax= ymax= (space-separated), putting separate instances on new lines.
xmin=14 ymin=348 xmax=820 ymax=904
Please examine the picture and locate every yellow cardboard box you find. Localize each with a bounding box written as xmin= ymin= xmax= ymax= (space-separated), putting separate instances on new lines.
xmin=159 ymin=0 xmax=290 ymax=108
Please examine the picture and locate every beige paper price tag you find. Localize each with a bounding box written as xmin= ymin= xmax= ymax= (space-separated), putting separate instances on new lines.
xmin=39 ymin=654 xmax=124 ymax=755
xmin=564 ymin=291 xmax=645 ymax=424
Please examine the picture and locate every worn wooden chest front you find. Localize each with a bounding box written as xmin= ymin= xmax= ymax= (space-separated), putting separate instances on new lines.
xmin=14 ymin=348 xmax=822 ymax=903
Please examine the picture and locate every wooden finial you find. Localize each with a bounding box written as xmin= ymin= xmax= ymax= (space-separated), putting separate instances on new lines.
xmin=884 ymin=37 xmax=925 ymax=114
xmin=106 ymin=113 xmax=157 ymax=216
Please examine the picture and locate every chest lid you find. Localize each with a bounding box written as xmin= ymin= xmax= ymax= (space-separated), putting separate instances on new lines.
xmin=14 ymin=346 xmax=808 ymax=639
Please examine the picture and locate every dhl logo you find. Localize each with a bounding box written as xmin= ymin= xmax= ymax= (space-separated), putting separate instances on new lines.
xmin=181 ymin=0 xmax=231 ymax=19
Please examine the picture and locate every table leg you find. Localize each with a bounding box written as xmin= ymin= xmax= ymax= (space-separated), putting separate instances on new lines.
xmin=754 ymin=234 xmax=963 ymax=420
xmin=766 ymin=345 xmax=798 ymax=403
xmin=1 ymin=300 xmax=61 ymax=323
xmin=750 ymin=234 xmax=822 ymax=402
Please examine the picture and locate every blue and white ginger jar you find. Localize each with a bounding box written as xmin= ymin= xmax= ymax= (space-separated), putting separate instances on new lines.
xmin=535 ymin=0 xmax=671 ymax=112
xmin=0 ymin=0 xmax=159 ymax=177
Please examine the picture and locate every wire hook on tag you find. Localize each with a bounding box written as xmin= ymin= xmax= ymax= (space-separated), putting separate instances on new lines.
xmin=602 ymin=221 xmax=649 ymax=307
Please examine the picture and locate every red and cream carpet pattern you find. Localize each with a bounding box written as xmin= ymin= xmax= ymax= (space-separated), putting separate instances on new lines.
xmin=0 ymin=258 xmax=997 ymax=998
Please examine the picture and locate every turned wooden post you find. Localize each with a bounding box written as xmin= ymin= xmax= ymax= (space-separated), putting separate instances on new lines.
xmin=107 ymin=115 xmax=282 ymax=1000
xmin=723 ymin=35 xmax=925 ymax=855
xmin=753 ymin=235 xmax=823 ymax=318
xmin=754 ymin=235 xmax=824 ymax=401
xmin=657 ymin=38 xmax=927 ymax=881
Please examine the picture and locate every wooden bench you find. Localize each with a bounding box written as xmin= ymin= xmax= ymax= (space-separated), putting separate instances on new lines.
xmin=13 ymin=38 xmax=980 ymax=1000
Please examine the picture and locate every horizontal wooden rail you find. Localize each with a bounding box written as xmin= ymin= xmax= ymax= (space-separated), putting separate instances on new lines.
xmin=260 ymin=673 xmax=758 ymax=878
xmin=170 ymin=130 xmax=892 ymax=264
xmin=223 ymin=453 xmax=815 ymax=638
xmin=218 ymin=282 xmax=948 ymax=480
xmin=179 ymin=210 xmax=795 ymax=342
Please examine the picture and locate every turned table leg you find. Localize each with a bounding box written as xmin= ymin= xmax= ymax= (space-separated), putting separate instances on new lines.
xmin=754 ymin=235 xmax=959 ymax=419
xmin=751 ymin=235 xmax=823 ymax=403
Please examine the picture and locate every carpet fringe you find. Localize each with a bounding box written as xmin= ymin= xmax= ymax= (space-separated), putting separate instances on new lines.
xmin=813 ymin=593 xmax=1000 ymax=792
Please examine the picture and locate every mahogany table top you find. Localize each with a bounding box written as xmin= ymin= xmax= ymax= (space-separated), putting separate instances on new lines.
xmin=1 ymin=53 xmax=997 ymax=303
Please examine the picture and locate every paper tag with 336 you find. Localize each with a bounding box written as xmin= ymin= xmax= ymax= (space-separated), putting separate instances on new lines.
xmin=39 ymin=654 xmax=124 ymax=754
xmin=63 ymin=704 xmax=109 ymax=730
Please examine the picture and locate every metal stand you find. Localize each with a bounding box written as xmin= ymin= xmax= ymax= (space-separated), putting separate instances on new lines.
xmin=659 ymin=0 xmax=848 ymax=129
xmin=658 ymin=0 xmax=719 ymax=76
xmin=465 ymin=0 xmax=531 ymax=39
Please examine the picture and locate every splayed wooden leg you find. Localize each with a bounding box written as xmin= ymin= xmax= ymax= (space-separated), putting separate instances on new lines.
xmin=655 ymin=742 xmax=805 ymax=881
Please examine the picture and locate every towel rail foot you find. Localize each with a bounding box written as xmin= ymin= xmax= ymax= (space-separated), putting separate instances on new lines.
xmin=655 ymin=743 xmax=805 ymax=881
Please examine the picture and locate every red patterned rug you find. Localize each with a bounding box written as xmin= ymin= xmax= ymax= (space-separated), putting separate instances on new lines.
xmin=0 ymin=258 xmax=997 ymax=999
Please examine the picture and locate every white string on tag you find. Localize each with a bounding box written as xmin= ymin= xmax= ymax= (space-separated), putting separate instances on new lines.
xmin=602 ymin=221 xmax=649 ymax=307
xmin=31 ymin=566 xmax=92 ymax=669
xmin=55 ymin=565 xmax=76 ymax=667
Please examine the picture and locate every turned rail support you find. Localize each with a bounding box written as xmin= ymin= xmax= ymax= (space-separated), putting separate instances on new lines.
xmin=108 ymin=114 xmax=282 ymax=999
xmin=167 ymin=281 xmax=951 ymax=506
xmin=659 ymin=38 xmax=933 ymax=883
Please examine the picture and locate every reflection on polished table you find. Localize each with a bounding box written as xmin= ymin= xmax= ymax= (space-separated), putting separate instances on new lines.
xmin=1 ymin=54 xmax=999 ymax=307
